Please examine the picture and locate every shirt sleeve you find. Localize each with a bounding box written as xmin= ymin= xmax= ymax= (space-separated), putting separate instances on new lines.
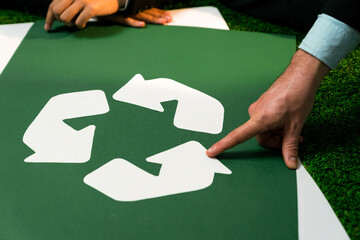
xmin=117 ymin=0 xmax=173 ymax=15
xmin=299 ymin=14 xmax=360 ymax=69
xmin=118 ymin=0 xmax=130 ymax=11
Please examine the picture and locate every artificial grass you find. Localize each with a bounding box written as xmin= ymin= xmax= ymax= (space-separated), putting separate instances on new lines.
xmin=1 ymin=0 xmax=359 ymax=238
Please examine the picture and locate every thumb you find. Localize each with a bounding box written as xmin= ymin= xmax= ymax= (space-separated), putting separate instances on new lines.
xmin=282 ymin=123 xmax=301 ymax=169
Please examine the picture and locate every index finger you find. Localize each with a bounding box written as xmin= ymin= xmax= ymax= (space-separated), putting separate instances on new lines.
xmin=45 ymin=7 xmax=56 ymax=31
xmin=206 ymin=119 xmax=265 ymax=157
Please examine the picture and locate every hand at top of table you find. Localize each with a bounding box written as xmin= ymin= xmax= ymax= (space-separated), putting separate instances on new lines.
xmin=44 ymin=0 xmax=172 ymax=30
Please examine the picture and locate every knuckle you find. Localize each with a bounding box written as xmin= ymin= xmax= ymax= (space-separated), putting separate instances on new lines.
xmin=284 ymin=142 xmax=299 ymax=151
xmin=258 ymin=108 xmax=283 ymax=127
xmin=289 ymin=121 xmax=301 ymax=132
xmin=255 ymin=113 xmax=272 ymax=129
xmin=59 ymin=14 xmax=69 ymax=23
xmin=136 ymin=12 xmax=145 ymax=18
xmin=77 ymin=0 xmax=87 ymax=5
xmin=248 ymin=102 xmax=256 ymax=115
xmin=49 ymin=1 xmax=56 ymax=9
xmin=257 ymin=109 xmax=271 ymax=122
xmin=86 ymin=5 xmax=96 ymax=16
xmin=52 ymin=6 xmax=62 ymax=16
xmin=247 ymin=107 xmax=252 ymax=116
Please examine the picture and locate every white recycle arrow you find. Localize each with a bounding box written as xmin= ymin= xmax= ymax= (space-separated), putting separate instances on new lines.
xmin=113 ymin=74 xmax=224 ymax=134
xmin=23 ymin=90 xmax=109 ymax=163
xmin=84 ymin=141 xmax=231 ymax=201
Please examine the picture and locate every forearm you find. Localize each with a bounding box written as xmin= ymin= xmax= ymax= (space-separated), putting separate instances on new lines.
xmin=285 ymin=49 xmax=329 ymax=91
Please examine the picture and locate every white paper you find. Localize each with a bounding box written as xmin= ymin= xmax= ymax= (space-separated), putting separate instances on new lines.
xmin=84 ymin=141 xmax=231 ymax=201
xmin=297 ymin=162 xmax=350 ymax=240
xmin=23 ymin=90 xmax=110 ymax=163
xmin=167 ymin=6 xmax=229 ymax=30
xmin=113 ymin=74 xmax=224 ymax=134
xmin=0 ymin=22 xmax=33 ymax=75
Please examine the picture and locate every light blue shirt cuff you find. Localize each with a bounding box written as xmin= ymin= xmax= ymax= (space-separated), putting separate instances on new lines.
xmin=299 ymin=14 xmax=360 ymax=69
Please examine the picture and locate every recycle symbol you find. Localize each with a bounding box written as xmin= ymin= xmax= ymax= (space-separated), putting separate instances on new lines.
xmin=23 ymin=74 xmax=232 ymax=201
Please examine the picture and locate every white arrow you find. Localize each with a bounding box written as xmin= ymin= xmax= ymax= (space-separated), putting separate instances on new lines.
xmin=113 ymin=74 xmax=224 ymax=134
xmin=23 ymin=90 xmax=110 ymax=163
xmin=84 ymin=141 xmax=231 ymax=201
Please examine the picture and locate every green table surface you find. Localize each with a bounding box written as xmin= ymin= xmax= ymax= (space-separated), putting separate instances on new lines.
xmin=0 ymin=21 xmax=298 ymax=239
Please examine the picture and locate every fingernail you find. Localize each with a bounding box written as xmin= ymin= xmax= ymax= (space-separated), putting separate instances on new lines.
xmin=165 ymin=15 xmax=172 ymax=22
xmin=208 ymin=146 xmax=216 ymax=154
xmin=137 ymin=21 xmax=145 ymax=27
xmin=44 ymin=24 xmax=49 ymax=31
xmin=290 ymin=157 xmax=297 ymax=165
xmin=159 ymin=18 xmax=166 ymax=24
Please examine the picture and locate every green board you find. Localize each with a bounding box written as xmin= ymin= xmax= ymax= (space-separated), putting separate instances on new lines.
xmin=0 ymin=21 xmax=297 ymax=239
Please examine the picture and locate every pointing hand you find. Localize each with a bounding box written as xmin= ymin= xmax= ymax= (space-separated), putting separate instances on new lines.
xmin=207 ymin=50 xmax=329 ymax=169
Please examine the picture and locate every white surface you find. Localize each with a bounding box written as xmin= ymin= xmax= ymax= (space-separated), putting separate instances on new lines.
xmin=23 ymin=90 xmax=109 ymax=163
xmin=167 ymin=6 xmax=229 ymax=30
xmin=113 ymin=74 xmax=224 ymax=134
xmin=297 ymin=162 xmax=350 ymax=240
xmin=0 ymin=22 xmax=33 ymax=75
xmin=84 ymin=141 xmax=231 ymax=201
xmin=0 ymin=6 xmax=350 ymax=240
